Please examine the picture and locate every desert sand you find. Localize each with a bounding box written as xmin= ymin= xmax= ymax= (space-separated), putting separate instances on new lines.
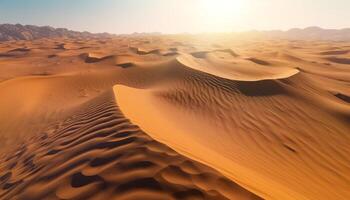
xmin=0 ymin=34 xmax=349 ymax=200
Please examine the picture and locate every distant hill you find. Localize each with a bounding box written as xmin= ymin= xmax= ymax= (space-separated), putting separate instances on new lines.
xmin=0 ymin=24 xmax=113 ymax=41
xmin=258 ymin=27 xmax=350 ymax=41
xmin=1 ymin=24 xmax=349 ymax=41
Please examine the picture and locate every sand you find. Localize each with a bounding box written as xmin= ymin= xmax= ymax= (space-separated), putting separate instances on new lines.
xmin=0 ymin=35 xmax=349 ymax=200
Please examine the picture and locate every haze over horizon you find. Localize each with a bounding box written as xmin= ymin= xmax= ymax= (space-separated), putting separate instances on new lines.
xmin=1 ymin=0 xmax=349 ymax=34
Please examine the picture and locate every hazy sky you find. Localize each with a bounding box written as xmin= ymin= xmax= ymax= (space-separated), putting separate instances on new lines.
xmin=0 ymin=0 xmax=349 ymax=34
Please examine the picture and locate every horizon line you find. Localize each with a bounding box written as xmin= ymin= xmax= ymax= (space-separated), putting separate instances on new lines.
xmin=2 ymin=23 xmax=350 ymax=35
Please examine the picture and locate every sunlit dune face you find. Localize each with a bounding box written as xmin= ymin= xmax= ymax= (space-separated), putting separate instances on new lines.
xmin=198 ymin=0 xmax=247 ymax=32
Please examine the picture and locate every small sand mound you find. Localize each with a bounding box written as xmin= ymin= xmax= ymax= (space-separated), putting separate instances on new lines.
xmin=55 ymin=43 xmax=66 ymax=50
xmin=129 ymin=47 xmax=161 ymax=55
xmin=80 ymin=53 xmax=114 ymax=63
xmin=168 ymin=47 xmax=178 ymax=51
xmin=8 ymin=48 xmax=30 ymax=53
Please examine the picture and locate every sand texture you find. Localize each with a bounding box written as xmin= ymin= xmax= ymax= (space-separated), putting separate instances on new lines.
xmin=0 ymin=35 xmax=349 ymax=200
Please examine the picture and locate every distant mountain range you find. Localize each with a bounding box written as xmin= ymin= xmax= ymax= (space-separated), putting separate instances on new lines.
xmin=1 ymin=24 xmax=349 ymax=41
xmin=250 ymin=27 xmax=350 ymax=41
xmin=0 ymin=24 xmax=113 ymax=41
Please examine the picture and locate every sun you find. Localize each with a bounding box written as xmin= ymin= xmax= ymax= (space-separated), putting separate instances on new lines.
xmin=202 ymin=0 xmax=242 ymax=16
xmin=198 ymin=0 xmax=246 ymax=31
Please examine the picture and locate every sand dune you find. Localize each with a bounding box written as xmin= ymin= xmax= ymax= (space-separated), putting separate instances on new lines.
xmin=1 ymin=35 xmax=350 ymax=200
xmin=80 ymin=53 xmax=115 ymax=63
xmin=114 ymin=64 xmax=350 ymax=199
xmin=0 ymin=91 xmax=260 ymax=200
xmin=129 ymin=47 xmax=161 ymax=55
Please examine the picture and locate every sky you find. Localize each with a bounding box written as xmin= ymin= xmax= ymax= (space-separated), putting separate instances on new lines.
xmin=0 ymin=0 xmax=349 ymax=34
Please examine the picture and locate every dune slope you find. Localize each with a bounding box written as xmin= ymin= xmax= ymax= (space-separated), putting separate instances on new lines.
xmin=0 ymin=91 xmax=261 ymax=200
xmin=114 ymin=54 xmax=350 ymax=200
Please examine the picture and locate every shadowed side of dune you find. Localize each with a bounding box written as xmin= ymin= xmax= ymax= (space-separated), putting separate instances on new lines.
xmin=0 ymin=47 xmax=31 ymax=58
xmin=0 ymin=91 xmax=262 ymax=200
xmin=335 ymin=93 xmax=350 ymax=103
xmin=326 ymin=57 xmax=350 ymax=65
xmin=245 ymin=58 xmax=271 ymax=66
xmin=8 ymin=48 xmax=31 ymax=53
xmin=190 ymin=51 xmax=210 ymax=59
xmin=190 ymin=49 xmax=239 ymax=59
xmin=236 ymin=80 xmax=285 ymax=96
xmin=116 ymin=62 xmax=135 ymax=68
xmin=320 ymin=50 xmax=349 ymax=55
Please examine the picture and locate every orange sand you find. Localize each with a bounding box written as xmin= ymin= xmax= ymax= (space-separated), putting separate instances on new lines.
xmin=0 ymin=35 xmax=349 ymax=200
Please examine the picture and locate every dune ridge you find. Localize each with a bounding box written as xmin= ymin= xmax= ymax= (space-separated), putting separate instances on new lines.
xmin=0 ymin=91 xmax=261 ymax=200
xmin=176 ymin=54 xmax=300 ymax=81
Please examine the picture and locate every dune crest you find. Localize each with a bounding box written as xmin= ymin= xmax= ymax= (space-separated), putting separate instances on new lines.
xmin=176 ymin=54 xmax=300 ymax=81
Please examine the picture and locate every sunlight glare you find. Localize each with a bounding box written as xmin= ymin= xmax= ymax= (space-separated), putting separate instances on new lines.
xmin=199 ymin=0 xmax=246 ymax=32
